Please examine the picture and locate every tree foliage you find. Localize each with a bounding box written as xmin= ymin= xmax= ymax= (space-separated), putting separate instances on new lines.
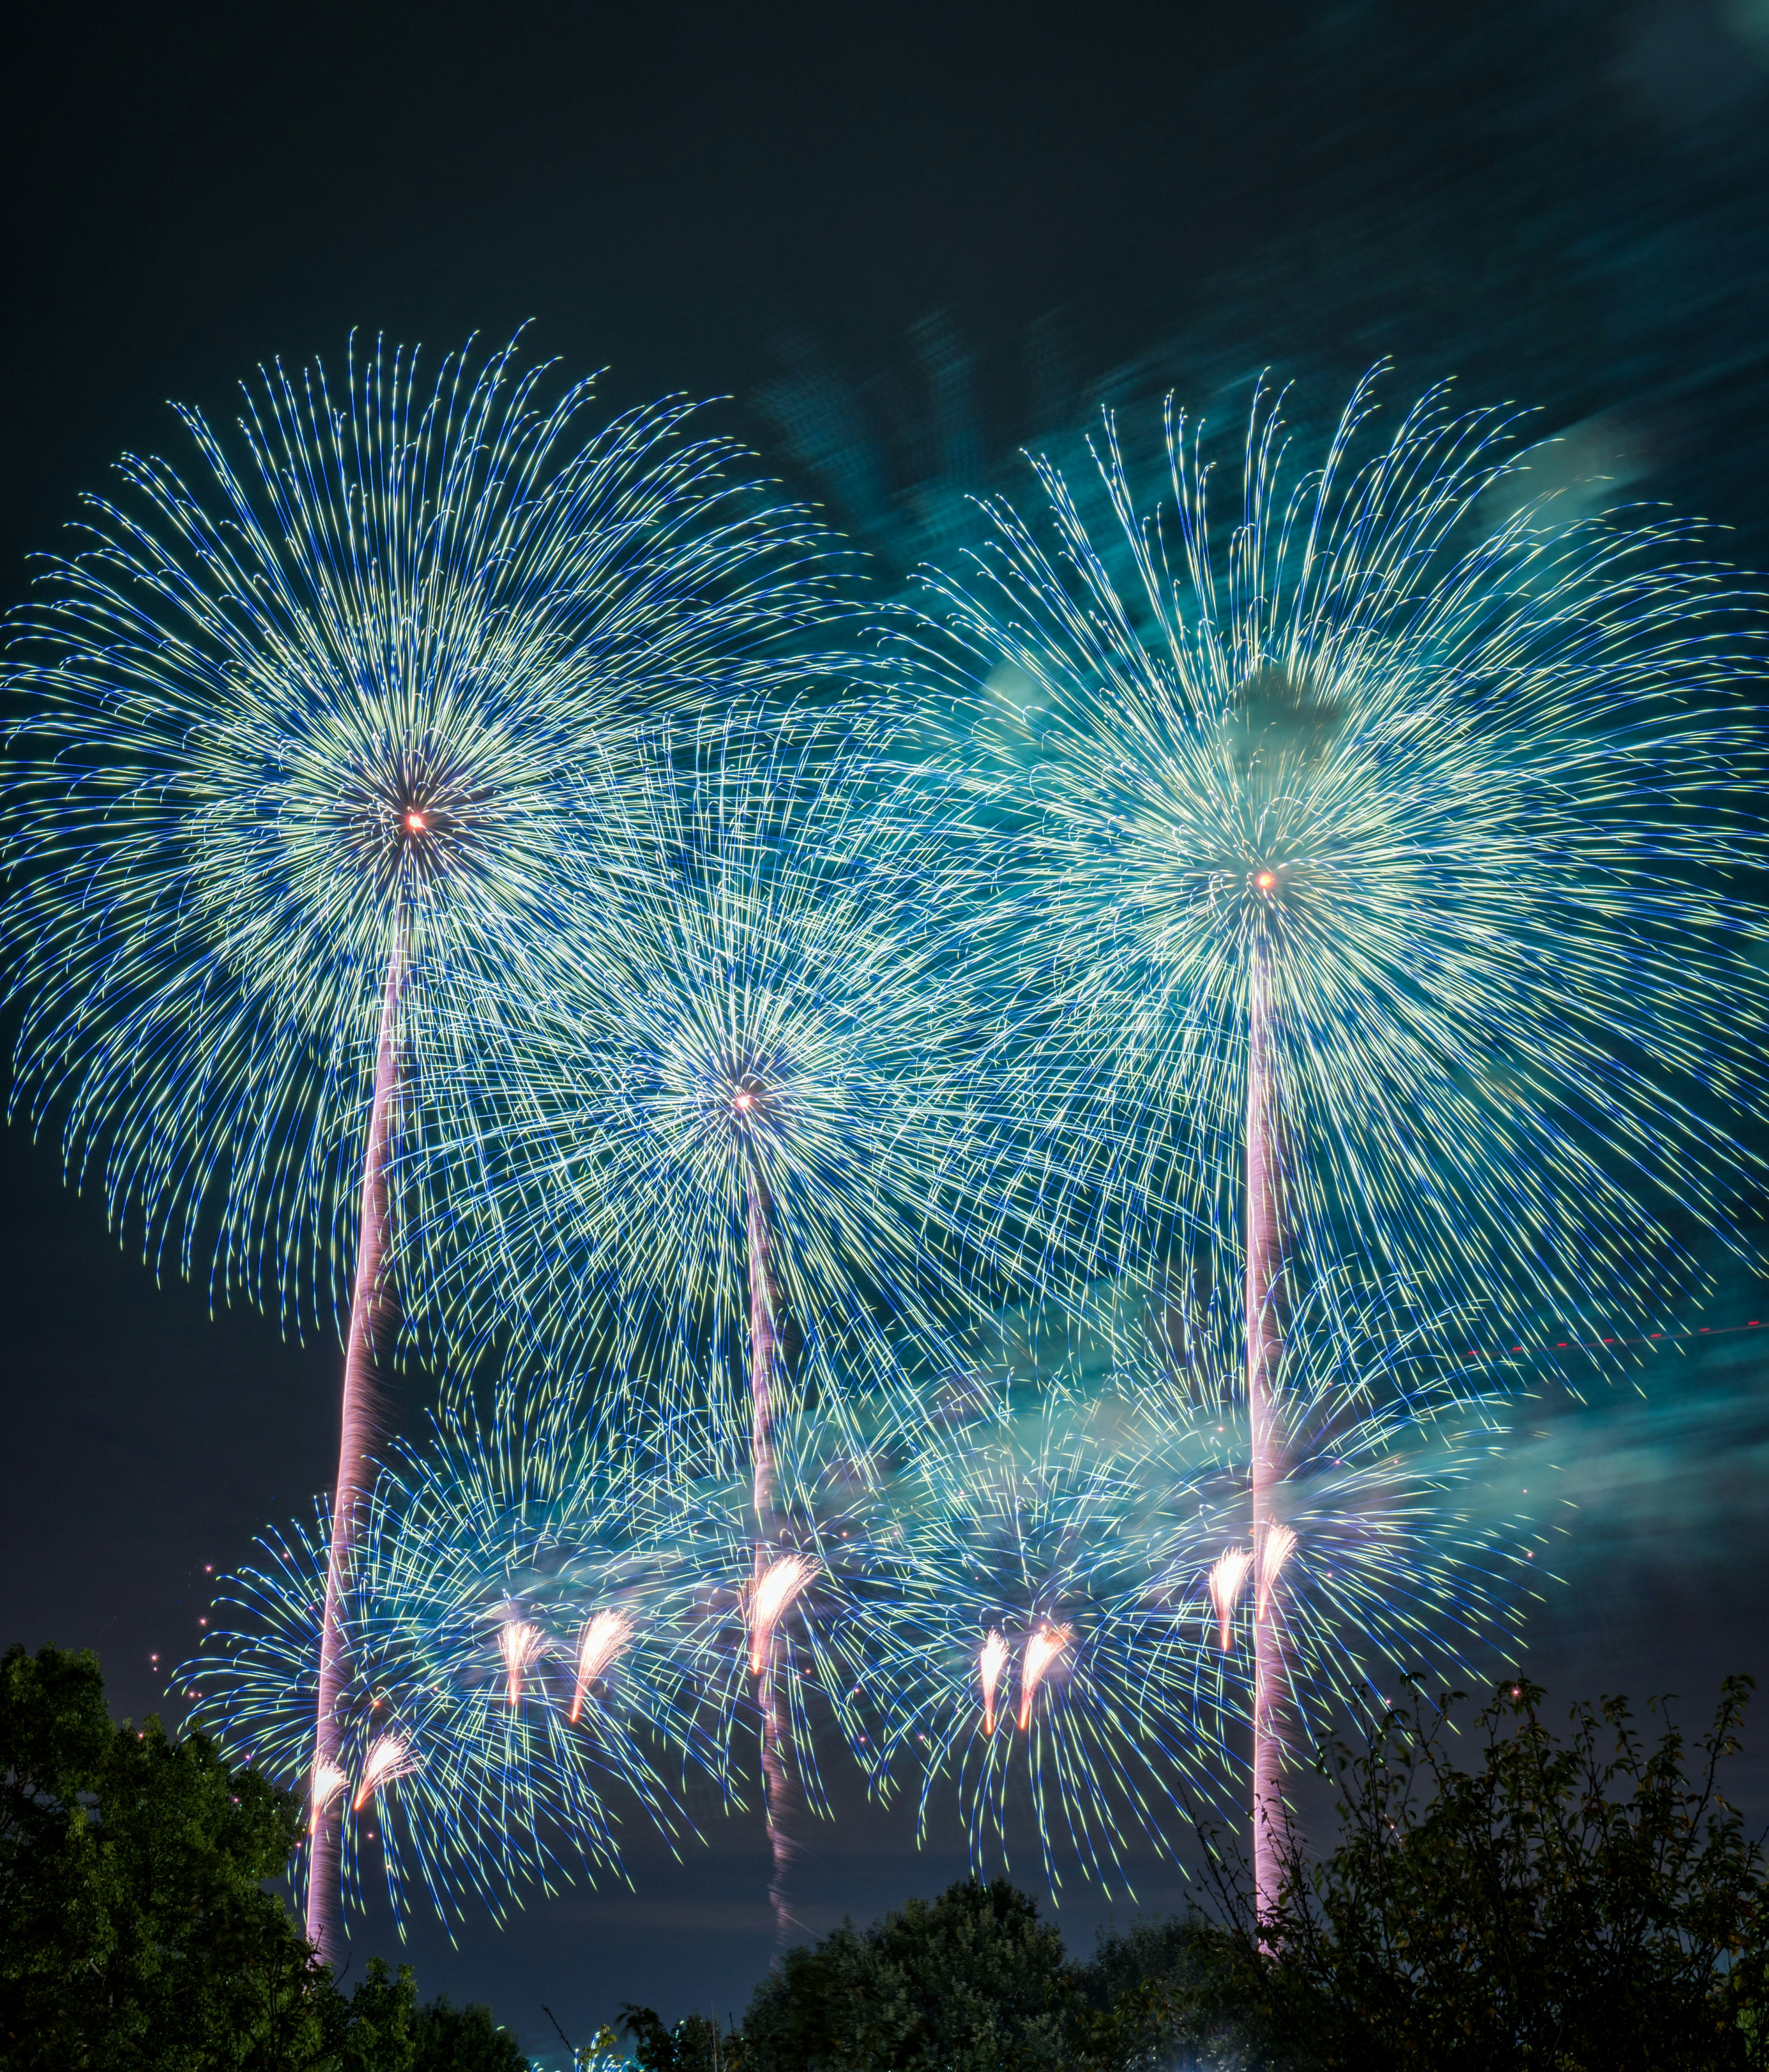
xmin=0 ymin=1644 xmax=522 ymax=2072
xmin=1177 ymin=1677 xmax=1769 ymax=2071
xmin=654 ymin=1682 xmax=1769 ymax=2072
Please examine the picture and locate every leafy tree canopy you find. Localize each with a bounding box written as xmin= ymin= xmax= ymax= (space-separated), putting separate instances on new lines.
xmin=1150 ymin=1677 xmax=1769 ymax=2072
xmin=0 ymin=1643 xmax=522 ymax=2072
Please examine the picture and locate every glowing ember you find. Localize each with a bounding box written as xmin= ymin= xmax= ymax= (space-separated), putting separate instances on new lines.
xmin=1256 ymin=1524 xmax=1297 ymax=1624
xmin=308 ymin=1760 xmax=348 ymax=1832
xmin=352 ymin=1732 xmax=417 ymax=1811
xmin=1209 ymin=1548 xmax=1254 ymax=1651
xmin=1017 ymin=1623 xmax=1071 ymax=1729
xmin=748 ymin=1554 xmax=816 ymax=1674
xmin=978 ymin=1629 xmax=1009 ymax=1735
xmin=568 ymin=1610 xmax=635 ymax=1724
xmin=499 ymin=1618 xmax=545 ymax=1707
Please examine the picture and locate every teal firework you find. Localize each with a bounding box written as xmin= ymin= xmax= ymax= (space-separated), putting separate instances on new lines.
xmin=920 ymin=372 xmax=1769 ymax=1330
xmin=422 ymin=702 xmax=1018 ymax=1442
xmin=0 ymin=329 xmax=850 ymax=1955
xmin=0 ymin=330 xmax=845 ymax=1337
xmin=838 ymin=1283 xmax=1532 ymax=1895
xmin=183 ymin=1407 xmax=720 ymax=1931
xmin=182 ymin=1396 xmax=884 ymax=1931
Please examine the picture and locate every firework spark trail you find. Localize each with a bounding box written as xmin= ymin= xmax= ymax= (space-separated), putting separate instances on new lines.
xmin=499 ymin=1617 xmax=545 ymax=1707
xmin=742 ymin=1153 xmax=801 ymax=1933
xmin=746 ymin=1159 xmax=779 ymax=1570
xmin=918 ymin=368 xmax=1769 ymax=1909
xmin=309 ymin=1762 xmax=349 ymax=1834
xmin=310 ymin=932 xmax=402 ymax=1948
xmin=749 ymin=1555 xmax=817 ymax=1677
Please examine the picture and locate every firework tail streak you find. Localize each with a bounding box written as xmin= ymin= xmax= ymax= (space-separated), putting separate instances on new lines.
xmin=1245 ymin=925 xmax=1286 ymax=1923
xmin=308 ymin=928 xmax=403 ymax=1958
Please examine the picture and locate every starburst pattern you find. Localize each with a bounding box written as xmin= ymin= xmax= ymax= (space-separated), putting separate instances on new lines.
xmin=919 ymin=371 xmax=1769 ymax=1329
xmin=0 ymin=329 xmax=845 ymax=1337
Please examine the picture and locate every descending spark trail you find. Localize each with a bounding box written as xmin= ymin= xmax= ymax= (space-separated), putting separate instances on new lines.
xmin=353 ymin=1733 xmax=417 ymax=1811
xmin=499 ymin=1618 xmax=545 ymax=1707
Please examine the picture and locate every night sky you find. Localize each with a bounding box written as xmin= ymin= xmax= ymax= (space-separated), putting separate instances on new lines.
xmin=4 ymin=2 xmax=1769 ymax=2061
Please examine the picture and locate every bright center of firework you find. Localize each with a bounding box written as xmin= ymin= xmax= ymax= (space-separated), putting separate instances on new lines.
xmin=404 ymin=811 xmax=427 ymax=834
xmin=1255 ymin=870 xmax=1276 ymax=890
xmin=734 ymin=1091 xmax=753 ymax=1112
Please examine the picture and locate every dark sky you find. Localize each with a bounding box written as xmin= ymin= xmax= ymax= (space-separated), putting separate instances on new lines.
xmin=4 ymin=1 xmax=1769 ymax=2061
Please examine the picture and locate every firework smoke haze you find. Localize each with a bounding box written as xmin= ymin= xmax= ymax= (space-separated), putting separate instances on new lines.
xmin=0 ymin=331 xmax=850 ymax=1955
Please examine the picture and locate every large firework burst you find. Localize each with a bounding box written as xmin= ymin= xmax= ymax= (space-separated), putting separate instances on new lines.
xmin=0 ymin=329 xmax=847 ymax=1952
xmin=925 ymin=371 xmax=1769 ymax=1324
xmin=420 ymin=702 xmax=1010 ymax=1432
xmin=915 ymin=369 xmax=1766 ymax=1906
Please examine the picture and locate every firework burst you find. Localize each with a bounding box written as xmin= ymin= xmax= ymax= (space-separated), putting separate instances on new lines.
xmin=185 ymin=1391 xmax=884 ymax=1934
xmin=917 ymin=368 xmax=1767 ymax=1908
xmin=922 ymin=369 xmax=1769 ymax=1325
xmin=837 ymin=1281 xmax=1533 ymax=1897
xmin=421 ymin=701 xmax=1012 ymax=1430
xmin=0 ymin=329 xmax=848 ymax=1952
xmin=183 ymin=1404 xmax=726 ymax=1933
